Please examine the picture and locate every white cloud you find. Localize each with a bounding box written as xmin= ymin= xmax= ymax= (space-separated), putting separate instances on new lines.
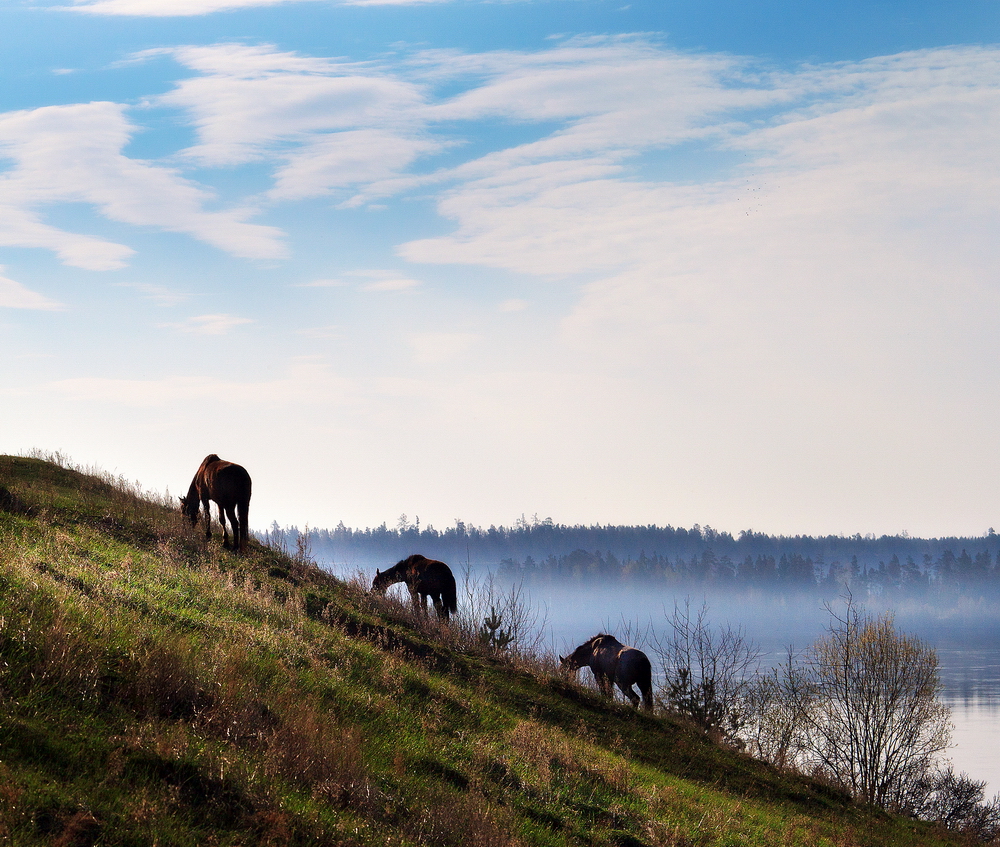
xmin=0 ymin=205 xmax=134 ymax=271
xmin=0 ymin=268 xmax=64 ymax=310
xmin=163 ymin=313 xmax=255 ymax=334
xmin=116 ymin=282 xmax=192 ymax=306
xmin=399 ymin=46 xmax=1000 ymax=279
xmin=361 ymin=277 xmax=421 ymax=291
xmin=387 ymin=46 xmax=1000 ymax=530
xmin=408 ymin=331 xmax=477 ymax=364
xmin=499 ymin=298 xmax=527 ymax=312
xmin=0 ymin=101 xmax=287 ymax=267
xmin=270 ymin=129 xmax=442 ymax=202
xmin=342 ymin=268 xmax=422 ymax=291
xmin=150 ymin=44 xmax=430 ymax=182
xmin=296 ymin=278 xmax=347 ymax=288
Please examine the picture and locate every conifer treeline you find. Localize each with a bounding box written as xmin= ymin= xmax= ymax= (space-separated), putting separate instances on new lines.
xmin=266 ymin=516 xmax=1000 ymax=593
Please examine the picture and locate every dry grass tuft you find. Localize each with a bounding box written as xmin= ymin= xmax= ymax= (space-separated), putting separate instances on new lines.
xmin=263 ymin=696 xmax=368 ymax=806
xmin=121 ymin=634 xmax=207 ymax=719
xmin=406 ymin=790 xmax=522 ymax=847
xmin=504 ymin=719 xmax=636 ymax=797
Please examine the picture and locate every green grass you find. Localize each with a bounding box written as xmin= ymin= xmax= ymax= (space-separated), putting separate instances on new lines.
xmin=0 ymin=454 xmax=968 ymax=846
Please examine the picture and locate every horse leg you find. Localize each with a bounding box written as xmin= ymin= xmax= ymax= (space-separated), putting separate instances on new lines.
xmin=202 ymin=496 xmax=212 ymax=541
xmin=641 ymin=684 xmax=654 ymax=712
xmin=617 ymin=680 xmax=641 ymax=708
xmin=224 ymin=504 xmax=239 ymax=551
xmin=593 ymin=670 xmax=612 ymax=698
xmin=218 ymin=505 xmax=231 ymax=550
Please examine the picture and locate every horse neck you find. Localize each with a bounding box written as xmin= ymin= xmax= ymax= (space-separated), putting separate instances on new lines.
xmin=381 ymin=563 xmax=406 ymax=585
xmin=185 ymin=477 xmax=201 ymax=502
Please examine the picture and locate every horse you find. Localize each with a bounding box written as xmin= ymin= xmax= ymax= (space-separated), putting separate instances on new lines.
xmin=179 ymin=454 xmax=252 ymax=554
xmin=560 ymin=633 xmax=654 ymax=711
xmin=372 ymin=554 xmax=457 ymax=619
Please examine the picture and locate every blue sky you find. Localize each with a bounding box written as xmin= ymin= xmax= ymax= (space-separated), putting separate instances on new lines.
xmin=3 ymin=0 xmax=1000 ymax=537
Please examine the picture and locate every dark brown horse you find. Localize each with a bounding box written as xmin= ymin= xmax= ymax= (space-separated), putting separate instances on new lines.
xmin=561 ymin=633 xmax=654 ymax=711
xmin=179 ymin=454 xmax=252 ymax=553
xmin=372 ymin=554 xmax=457 ymax=619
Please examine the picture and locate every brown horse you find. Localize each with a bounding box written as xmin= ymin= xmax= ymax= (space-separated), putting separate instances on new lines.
xmin=373 ymin=554 xmax=457 ymax=619
xmin=179 ymin=454 xmax=252 ymax=553
xmin=560 ymin=633 xmax=654 ymax=711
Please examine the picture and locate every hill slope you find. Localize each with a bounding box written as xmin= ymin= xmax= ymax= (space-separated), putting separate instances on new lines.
xmin=0 ymin=455 xmax=962 ymax=847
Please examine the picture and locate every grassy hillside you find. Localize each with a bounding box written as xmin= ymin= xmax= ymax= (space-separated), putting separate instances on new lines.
xmin=0 ymin=455 xmax=965 ymax=847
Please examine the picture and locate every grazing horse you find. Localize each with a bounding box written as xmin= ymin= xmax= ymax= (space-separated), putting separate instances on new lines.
xmin=179 ymin=454 xmax=252 ymax=553
xmin=372 ymin=554 xmax=457 ymax=619
xmin=560 ymin=633 xmax=654 ymax=711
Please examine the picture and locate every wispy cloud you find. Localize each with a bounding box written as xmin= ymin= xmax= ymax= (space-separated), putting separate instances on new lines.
xmin=162 ymin=313 xmax=255 ymax=334
xmin=408 ymin=331 xmax=477 ymax=364
xmin=295 ymin=278 xmax=347 ymax=288
xmin=345 ymin=269 xmax=422 ymax=291
xmin=145 ymin=44 xmax=435 ymax=200
xmin=0 ymin=268 xmax=64 ymax=310
xmin=0 ymin=101 xmax=287 ymax=269
xmin=116 ymin=282 xmax=192 ymax=306
xmin=361 ymin=277 xmax=421 ymax=291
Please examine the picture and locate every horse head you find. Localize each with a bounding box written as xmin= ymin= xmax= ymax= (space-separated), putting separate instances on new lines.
xmin=559 ymin=653 xmax=581 ymax=672
xmin=372 ymin=568 xmax=389 ymax=594
xmin=178 ymin=495 xmax=198 ymax=525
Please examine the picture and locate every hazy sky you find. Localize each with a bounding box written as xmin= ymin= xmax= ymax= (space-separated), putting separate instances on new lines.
xmin=3 ymin=0 xmax=1000 ymax=537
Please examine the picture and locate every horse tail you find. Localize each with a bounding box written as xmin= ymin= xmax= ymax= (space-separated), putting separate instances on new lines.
xmin=639 ymin=653 xmax=654 ymax=712
xmin=442 ymin=569 xmax=458 ymax=617
xmin=237 ymin=495 xmax=250 ymax=552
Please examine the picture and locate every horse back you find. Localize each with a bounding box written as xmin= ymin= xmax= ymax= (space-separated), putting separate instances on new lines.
xmin=616 ymin=646 xmax=652 ymax=681
xmin=407 ymin=556 xmax=457 ymax=611
xmin=201 ymin=458 xmax=252 ymax=505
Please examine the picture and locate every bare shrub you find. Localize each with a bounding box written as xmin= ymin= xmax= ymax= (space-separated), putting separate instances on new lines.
xmin=653 ymin=599 xmax=761 ymax=740
xmin=740 ymin=648 xmax=811 ymax=770
xmin=745 ymin=595 xmax=952 ymax=813
xmin=909 ymin=766 xmax=1000 ymax=841
xmin=455 ymin=569 xmax=547 ymax=660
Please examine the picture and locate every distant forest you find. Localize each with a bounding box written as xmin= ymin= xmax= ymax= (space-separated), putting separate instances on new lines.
xmin=264 ymin=514 xmax=1000 ymax=596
